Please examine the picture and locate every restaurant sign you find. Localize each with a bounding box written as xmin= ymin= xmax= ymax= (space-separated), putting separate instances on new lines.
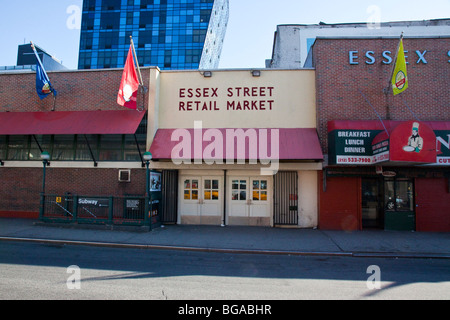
xmin=328 ymin=121 xmax=449 ymax=166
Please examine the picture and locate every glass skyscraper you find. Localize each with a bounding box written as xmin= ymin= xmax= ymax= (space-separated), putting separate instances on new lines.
xmin=78 ymin=0 xmax=229 ymax=70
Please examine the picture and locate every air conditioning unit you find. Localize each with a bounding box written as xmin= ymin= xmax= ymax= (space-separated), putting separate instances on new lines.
xmin=118 ymin=169 xmax=131 ymax=182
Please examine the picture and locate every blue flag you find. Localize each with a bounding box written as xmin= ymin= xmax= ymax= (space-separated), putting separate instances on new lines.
xmin=36 ymin=62 xmax=56 ymax=100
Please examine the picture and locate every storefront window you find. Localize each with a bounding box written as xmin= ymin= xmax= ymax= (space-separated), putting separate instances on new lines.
xmin=184 ymin=179 xmax=198 ymax=200
xmin=29 ymin=135 xmax=52 ymax=161
xmin=124 ymin=134 xmax=146 ymax=161
xmin=232 ymin=179 xmax=246 ymax=201
xmin=252 ymin=179 xmax=268 ymax=201
xmin=6 ymin=135 xmax=29 ymax=160
xmin=204 ymin=179 xmax=219 ymax=200
xmin=385 ymin=179 xmax=414 ymax=211
xmin=0 ymin=136 xmax=7 ymax=160
xmin=75 ymin=135 xmax=99 ymax=161
xmin=53 ymin=135 xmax=76 ymax=160
xmin=99 ymin=135 xmax=124 ymax=161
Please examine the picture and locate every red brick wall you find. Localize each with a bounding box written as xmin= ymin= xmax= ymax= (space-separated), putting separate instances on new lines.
xmin=0 ymin=68 xmax=150 ymax=112
xmin=0 ymin=167 xmax=146 ymax=215
xmin=313 ymin=38 xmax=450 ymax=154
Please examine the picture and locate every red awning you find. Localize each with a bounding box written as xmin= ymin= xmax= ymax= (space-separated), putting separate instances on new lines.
xmin=149 ymin=128 xmax=323 ymax=161
xmin=0 ymin=110 xmax=145 ymax=135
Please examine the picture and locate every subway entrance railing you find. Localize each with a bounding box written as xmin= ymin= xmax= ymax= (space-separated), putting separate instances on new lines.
xmin=39 ymin=194 xmax=160 ymax=229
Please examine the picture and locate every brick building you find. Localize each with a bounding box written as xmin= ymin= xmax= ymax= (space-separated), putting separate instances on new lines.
xmin=0 ymin=68 xmax=150 ymax=219
xmin=1 ymin=37 xmax=448 ymax=232
xmin=309 ymin=37 xmax=449 ymax=232
xmin=0 ymin=67 xmax=323 ymax=227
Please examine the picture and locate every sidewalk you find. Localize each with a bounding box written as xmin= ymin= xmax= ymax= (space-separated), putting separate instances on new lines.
xmin=0 ymin=218 xmax=449 ymax=259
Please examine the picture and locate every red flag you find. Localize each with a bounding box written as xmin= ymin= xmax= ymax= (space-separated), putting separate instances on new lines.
xmin=117 ymin=46 xmax=139 ymax=109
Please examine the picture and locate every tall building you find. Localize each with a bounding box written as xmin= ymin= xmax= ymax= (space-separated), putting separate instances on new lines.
xmin=1 ymin=44 xmax=67 ymax=72
xmin=78 ymin=0 xmax=229 ymax=70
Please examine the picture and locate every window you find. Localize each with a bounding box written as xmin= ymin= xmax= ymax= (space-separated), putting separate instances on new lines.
xmin=232 ymin=180 xmax=246 ymax=201
xmin=6 ymin=135 xmax=29 ymax=160
xmin=27 ymin=135 xmax=51 ymax=161
xmin=124 ymin=135 xmax=145 ymax=161
xmin=0 ymin=135 xmax=7 ymax=160
xmin=385 ymin=179 xmax=414 ymax=211
xmin=204 ymin=179 xmax=219 ymax=200
xmin=99 ymin=135 xmax=123 ymax=161
xmin=52 ymin=135 xmax=75 ymax=160
xmin=76 ymin=135 xmax=99 ymax=161
xmin=100 ymin=12 xmax=120 ymax=30
xmin=252 ymin=179 xmax=268 ymax=201
xmin=184 ymin=179 xmax=199 ymax=200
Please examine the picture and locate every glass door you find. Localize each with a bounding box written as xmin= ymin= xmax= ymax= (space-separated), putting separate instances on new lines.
xmin=384 ymin=178 xmax=415 ymax=231
xmin=227 ymin=176 xmax=271 ymax=226
xmin=230 ymin=178 xmax=249 ymax=218
xmin=361 ymin=178 xmax=383 ymax=229
xmin=250 ymin=178 xmax=270 ymax=218
xmin=180 ymin=176 xmax=222 ymax=224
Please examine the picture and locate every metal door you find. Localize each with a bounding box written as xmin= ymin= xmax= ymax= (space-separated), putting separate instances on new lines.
xmin=161 ymin=170 xmax=178 ymax=224
xmin=273 ymin=171 xmax=298 ymax=225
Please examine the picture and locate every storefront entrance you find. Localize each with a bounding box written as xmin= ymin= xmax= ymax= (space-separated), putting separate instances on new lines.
xmin=179 ymin=176 xmax=223 ymax=225
xmin=361 ymin=178 xmax=383 ymax=229
xmin=227 ymin=176 xmax=271 ymax=226
xmin=384 ymin=178 xmax=415 ymax=231
xmin=361 ymin=177 xmax=415 ymax=231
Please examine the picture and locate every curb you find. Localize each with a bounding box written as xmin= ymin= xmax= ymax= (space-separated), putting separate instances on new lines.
xmin=1 ymin=236 xmax=449 ymax=259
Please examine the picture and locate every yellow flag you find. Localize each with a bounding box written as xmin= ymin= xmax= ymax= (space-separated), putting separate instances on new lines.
xmin=391 ymin=38 xmax=408 ymax=95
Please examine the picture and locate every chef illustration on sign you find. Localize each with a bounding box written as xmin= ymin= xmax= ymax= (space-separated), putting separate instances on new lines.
xmin=404 ymin=122 xmax=423 ymax=153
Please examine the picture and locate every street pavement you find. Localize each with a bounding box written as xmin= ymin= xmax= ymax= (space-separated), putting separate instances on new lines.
xmin=0 ymin=218 xmax=449 ymax=259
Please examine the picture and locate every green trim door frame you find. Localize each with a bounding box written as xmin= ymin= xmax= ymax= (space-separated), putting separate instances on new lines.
xmin=384 ymin=178 xmax=415 ymax=231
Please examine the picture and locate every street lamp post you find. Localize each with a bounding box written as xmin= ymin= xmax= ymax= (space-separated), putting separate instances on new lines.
xmin=143 ymin=152 xmax=152 ymax=228
xmin=40 ymin=151 xmax=50 ymax=194
xmin=39 ymin=151 xmax=50 ymax=220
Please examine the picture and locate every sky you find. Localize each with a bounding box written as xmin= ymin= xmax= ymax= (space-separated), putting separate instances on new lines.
xmin=0 ymin=0 xmax=449 ymax=70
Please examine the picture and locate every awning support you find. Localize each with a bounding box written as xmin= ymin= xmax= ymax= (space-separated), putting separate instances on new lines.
xmin=32 ymin=135 xmax=50 ymax=166
xmin=84 ymin=135 xmax=98 ymax=167
xmin=134 ymin=134 xmax=145 ymax=168
xmin=32 ymin=135 xmax=43 ymax=153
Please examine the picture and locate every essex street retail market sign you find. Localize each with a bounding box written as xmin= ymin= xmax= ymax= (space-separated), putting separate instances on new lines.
xmin=178 ymin=86 xmax=275 ymax=112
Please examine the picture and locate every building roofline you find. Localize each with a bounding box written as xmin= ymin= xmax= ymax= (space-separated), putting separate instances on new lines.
xmin=275 ymin=18 xmax=450 ymax=29
xmin=313 ymin=35 xmax=450 ymax=40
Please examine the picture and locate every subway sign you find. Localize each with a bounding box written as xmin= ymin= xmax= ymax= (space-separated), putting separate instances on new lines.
xmin=328 ymin=121 xmax=450 ymax=166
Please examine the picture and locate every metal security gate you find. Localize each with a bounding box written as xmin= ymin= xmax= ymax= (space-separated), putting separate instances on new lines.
xmin=273 ymin=171 xmax=298 ymax=225
xmin=161 ymin=170 xmax=178 ymax=224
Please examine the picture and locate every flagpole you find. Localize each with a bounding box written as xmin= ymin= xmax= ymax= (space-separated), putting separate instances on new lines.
xmin=129 ymin=36 xmax=144 ymax=87
xmin=129 ymin=36 xmax=147 ymax=112
xmin=30 ymin=42 xmax=48 ymax=79
xmin=384 ymin=33 xmax=403 ymax=95
xmin=31 ymin=41 xmax=57 ymax=110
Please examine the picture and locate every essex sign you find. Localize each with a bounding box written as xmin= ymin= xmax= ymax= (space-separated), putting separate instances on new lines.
xmin=348 ymin=49 xmax=450 ymax=65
